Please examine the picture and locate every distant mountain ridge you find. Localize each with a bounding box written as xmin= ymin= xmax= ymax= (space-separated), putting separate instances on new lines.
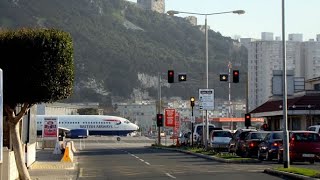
xmin=0 ymin=0 xmax=248 ymax=106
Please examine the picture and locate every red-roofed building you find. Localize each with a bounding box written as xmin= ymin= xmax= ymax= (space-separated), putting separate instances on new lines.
xmin=250 ymin=91 xmax=320 ymax=131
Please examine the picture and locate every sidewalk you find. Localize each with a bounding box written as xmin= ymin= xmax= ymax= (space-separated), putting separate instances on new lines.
xmin=28 ymin=149 xmax=78 ymax=180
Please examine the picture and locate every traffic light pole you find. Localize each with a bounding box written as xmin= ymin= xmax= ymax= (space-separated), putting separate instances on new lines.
xmin=228 ymin=62 xmax=232 ymax=131
xmin=191 ymin=106 xmax=194 ymax=146
xmin=158 ymin=72 xmax=161 ymax=145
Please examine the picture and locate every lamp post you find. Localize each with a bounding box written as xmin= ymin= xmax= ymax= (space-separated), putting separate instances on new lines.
xmin=167 ymin=9 xmax=245 ymax=149
xmin=281 ymin=0 xmax=290 ymax=168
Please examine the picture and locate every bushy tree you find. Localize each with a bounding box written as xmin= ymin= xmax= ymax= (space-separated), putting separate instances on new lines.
xmin=0 ymin=28 xmax=74 ymax=180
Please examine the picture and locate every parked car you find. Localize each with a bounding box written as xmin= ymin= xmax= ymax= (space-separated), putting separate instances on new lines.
xmin=209 ymin=130 xmax=232 ymax=152
xmin=193 ymin=124 xmax=222 ymax=146
xmin=237 ymin=131 xmax=268 ymax=157
xmin=228 ymin=129 xmax=257 ymax=153
xmin=307 ymin=125 xmax=320 ymax=134
xmin=277 ymin=131 xmax=320 ymax=164
xmin=193 ymin=124 xmax=219 ymax=142
xmin=179 ymin=132 xmax=191 ymax=146
xmin=258 ymin=131 xmax=283 ymax=160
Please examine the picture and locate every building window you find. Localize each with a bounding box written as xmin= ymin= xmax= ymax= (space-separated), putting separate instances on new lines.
xmin=314 ymin=84 xmax=320 ymax=91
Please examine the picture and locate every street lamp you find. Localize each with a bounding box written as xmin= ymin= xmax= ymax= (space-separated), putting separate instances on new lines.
xmin=167 ymin=9 xmax=245 ymax=149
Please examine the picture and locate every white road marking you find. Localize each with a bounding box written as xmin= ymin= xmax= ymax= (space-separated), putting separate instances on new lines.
xmin=139 ymin=159 xmax=144 ymax=162
xmin=145 ymin=162 xmax=150 ymax=165
xmin=165 ymin=173 xmax=176 ymax=179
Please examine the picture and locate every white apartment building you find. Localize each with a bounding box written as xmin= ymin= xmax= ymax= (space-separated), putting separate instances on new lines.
xmin=115 ymin=101 xmax=156 ymax=133
xmin=245 ymin=33 xmax=320 ymax=112
xmin=303 ymin=40 xmax=320 ymax=80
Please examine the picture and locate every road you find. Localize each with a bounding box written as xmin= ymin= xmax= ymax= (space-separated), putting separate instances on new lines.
xmin=76 ymin=136 xmax=282 ymax=180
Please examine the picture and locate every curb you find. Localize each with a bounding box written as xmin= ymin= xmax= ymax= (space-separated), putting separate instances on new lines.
xmin=264 ymin=169 xmax=320 ymax=180
xmin=151 ymin=146 xmax=261 ymax=164
xmin=29 ymin=162 xmax=76 ymax=170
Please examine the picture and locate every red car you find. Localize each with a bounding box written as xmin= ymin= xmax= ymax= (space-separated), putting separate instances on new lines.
xmin=278 ymin=131 xmax=320 ymax=164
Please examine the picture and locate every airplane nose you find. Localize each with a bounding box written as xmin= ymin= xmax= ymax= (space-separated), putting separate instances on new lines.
xmin=135 ymin=124 xmax=139 ymax=130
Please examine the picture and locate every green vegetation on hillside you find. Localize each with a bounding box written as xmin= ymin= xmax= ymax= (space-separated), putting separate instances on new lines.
xmin=0 ymin=0 xmax=248 ymax=106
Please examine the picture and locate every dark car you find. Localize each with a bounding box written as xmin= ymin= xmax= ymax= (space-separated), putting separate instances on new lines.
xmin=278 ymin=131 xmax=320 ymax=164
xmin=228 ymin=129 xmax=257 ymax=154
xmin=258 ymin=131 xmax=283 ymax=160
xmin=238 ymin=131 xmax=268 ymax=157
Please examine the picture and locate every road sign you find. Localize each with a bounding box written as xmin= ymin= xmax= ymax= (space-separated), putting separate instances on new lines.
xmin=42 ymin=117 xmax=59 ymax=140
xmin=198 ymin=89 xmax=214 ymax=111
xmin=165 ymin=109 xmax=176 ymax=127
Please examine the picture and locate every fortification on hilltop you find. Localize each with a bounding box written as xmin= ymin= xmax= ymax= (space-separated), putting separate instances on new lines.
xmin=137 ymin=0 xmax=165 ymax=13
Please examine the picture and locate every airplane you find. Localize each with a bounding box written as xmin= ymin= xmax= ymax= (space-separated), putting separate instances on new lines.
xmin=36 ymin=115 xmax=139 ymax=136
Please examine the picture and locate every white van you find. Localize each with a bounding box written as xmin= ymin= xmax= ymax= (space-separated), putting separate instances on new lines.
xmin=307 ymin=125 xmax=320 ymax=134
xmin=192 ymin=123 xmax=222 ymax=144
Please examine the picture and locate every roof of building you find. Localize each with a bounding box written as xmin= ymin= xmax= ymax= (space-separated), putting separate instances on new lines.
xmin=250 ymin=92 xmax=320 ymax=114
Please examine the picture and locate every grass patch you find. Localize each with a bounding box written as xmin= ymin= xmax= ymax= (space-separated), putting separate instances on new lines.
xmin=275 ymin=167 xmax=320 ymax=178
xmin=215 ymin=153 xmax=252 ymax=160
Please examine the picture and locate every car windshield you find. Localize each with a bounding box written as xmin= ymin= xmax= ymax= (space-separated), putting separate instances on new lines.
xmin=293 ymin=133 xmax=320 ymax=142
xmin=213 ymin=131 xmax=232 ymax=138
xmin=196 ymin=125 xmax=215 ymax=134
xmin=272 ymin=132 xmax=283 ymax=139
xmin=250 ymin=132 xmax=267 ymax=139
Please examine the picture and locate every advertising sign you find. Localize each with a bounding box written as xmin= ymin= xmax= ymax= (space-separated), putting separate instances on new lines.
xmin=0 ymin=69 xmax=3 ymax=163
xmin=198 ymin=89 xmax=214 ymax=110
xmin=165 ymin=109 xmax=176 ymax=127
xmin=42 ymin=117 xmax=59 ymax=139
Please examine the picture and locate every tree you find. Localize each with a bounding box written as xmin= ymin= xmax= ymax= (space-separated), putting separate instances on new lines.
xmin=0 ymin=28 xmax=74 ymax=180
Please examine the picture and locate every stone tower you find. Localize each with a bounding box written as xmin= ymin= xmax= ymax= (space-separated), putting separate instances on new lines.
xmin=137 ymin=0 xmax=165 ymax=13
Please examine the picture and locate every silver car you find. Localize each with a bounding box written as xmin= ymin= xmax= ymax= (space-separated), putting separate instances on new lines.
xmin=210 ymin=130 xmax=233 ymax=152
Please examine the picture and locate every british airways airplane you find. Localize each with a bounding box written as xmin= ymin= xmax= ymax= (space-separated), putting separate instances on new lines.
xmin=36 ymin=115 xmax=139 ymax=136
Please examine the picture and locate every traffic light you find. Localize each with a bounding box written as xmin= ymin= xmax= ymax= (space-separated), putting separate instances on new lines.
xmin=178 ymin=74 xmax=187 ymax=82
xmin=233 ymin=70 xmax=239 ymax=83
xmin=190 ymin=97 xmax=195 ymax=107
xmin=168 ymin=70 xmax=174 ymax=83
xmin=220 ymin=74 xmax=228 ymax=82
xmin=262 ymin=123 xmax=269 ymax=131
xmin=156 ymin=114 xmax=163 ymax=127
xmin=245 ymin=113 xmax=251 ymax=127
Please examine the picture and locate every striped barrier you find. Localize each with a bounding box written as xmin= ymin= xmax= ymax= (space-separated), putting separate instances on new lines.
xmin=61 ymin=142 xmax=74 ymax=162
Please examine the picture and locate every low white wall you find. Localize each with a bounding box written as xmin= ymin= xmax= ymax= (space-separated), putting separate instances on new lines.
xmin=1 ymin=147 xmax=19 ymax=180
xmin=26 ymin=143 xmax=36 ymax=167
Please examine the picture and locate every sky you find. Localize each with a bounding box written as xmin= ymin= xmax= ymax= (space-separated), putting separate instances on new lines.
xmin=127 ymin=0 xmax=320 ymax=41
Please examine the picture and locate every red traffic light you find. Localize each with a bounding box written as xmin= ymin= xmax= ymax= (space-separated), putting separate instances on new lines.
xmin=168 ymin=70 xmax=174 ymax=83
xmin=233 ymin=70 xmax=239 ymax=83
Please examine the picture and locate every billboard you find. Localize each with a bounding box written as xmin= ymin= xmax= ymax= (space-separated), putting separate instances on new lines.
xmin=42 ymin=117 xmax=59 ymax=140
xmin=165 ymin=109 xmax=176 ymax=127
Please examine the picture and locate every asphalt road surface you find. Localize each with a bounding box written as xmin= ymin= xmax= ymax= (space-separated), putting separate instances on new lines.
xmin=76 ymin=137 xmax=283 ymax=180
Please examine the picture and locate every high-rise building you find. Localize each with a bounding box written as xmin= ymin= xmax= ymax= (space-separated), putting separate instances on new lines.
xmin=261 ymin=32 xmax=274 ymax=41
xmin=288 ymin=33 xmax=303 ymax=42
xmin=303 ymin=40 xmax=320 ymax=80
xmin=245 ymin=35 xmax=314 ymax=111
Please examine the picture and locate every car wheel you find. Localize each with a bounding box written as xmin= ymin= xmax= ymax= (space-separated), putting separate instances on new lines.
xmin=310 ymin=160 xmax=315 ymax=164
xmin=266 ymin=151 xmax=272 ymax=161
xmin=277 ymin=153 xmax=283 ymax=164
xmin=258 ymin=151 xmax=264 ymax=160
